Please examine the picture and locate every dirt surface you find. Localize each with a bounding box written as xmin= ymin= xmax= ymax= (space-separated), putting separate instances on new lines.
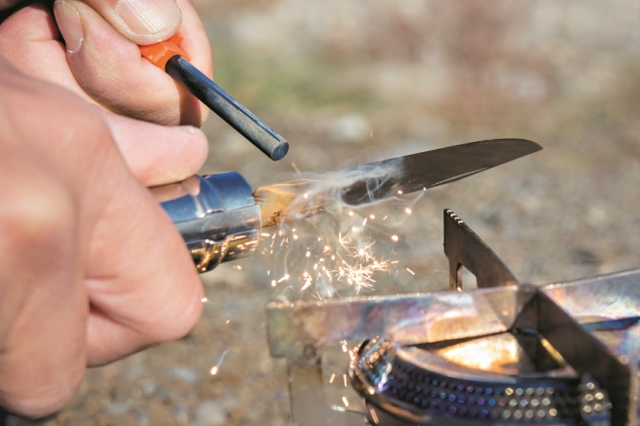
xmin=6 ymin=1 xmax=640 ymax=425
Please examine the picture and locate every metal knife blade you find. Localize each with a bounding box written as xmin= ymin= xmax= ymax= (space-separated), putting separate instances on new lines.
xmin=254 ymin=138 xmax=541 ymax=228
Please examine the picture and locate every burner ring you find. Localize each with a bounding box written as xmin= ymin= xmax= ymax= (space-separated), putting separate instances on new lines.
xmin=349 ymin=337 xmax=611 ymax=425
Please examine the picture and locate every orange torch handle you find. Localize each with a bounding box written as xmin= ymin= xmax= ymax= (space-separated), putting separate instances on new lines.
xmin=139 ymin=33 xmax=190 ymax=70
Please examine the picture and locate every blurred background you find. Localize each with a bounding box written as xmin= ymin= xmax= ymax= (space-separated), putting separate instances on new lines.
xmin=11 ymin=1 xmax=640 ymax=424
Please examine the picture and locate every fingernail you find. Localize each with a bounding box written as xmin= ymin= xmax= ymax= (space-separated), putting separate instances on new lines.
xmin=53 ymin=1 xmax=84 ymax=54
xmin=115 ymin=0 xmax=180 ymax=37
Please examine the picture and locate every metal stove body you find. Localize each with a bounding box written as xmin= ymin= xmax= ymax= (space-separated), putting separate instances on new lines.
xmin=267 ymin=209 xmax=640 ymax=426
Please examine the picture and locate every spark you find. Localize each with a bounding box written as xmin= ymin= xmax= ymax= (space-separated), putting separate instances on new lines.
xmin=405 ymin=208 xmax=412 ymax=215
xmin=332 ymin=254 xmax=389 ymax=294
xmin=335 ymin=239 xmax=389 ymax=288
xmin=343 ymin=374 xmax=348 ymax=387
xmin=300 ymin=271 xmax=312 ymax=291
xmin=201 ymin=297 xmax=208 ymax=303
xmin=329 ymin=373 xmax=336 ymax=384
xmin=369 ymin=131 xmax=374 ymax=137
xmin=266 ymin=189 xmax=403 ymax=297
xmin=406 ymin=268 xmax=416 ymax=275
xmin=291 ymin=162 xmax=302 ymax=175
xmin=261 ymin=232 xmax=271 ymax=238
xmin=277 ymin=274 xmax=290 ymax=283
xmin=349 ymin=348 xmax=356 ymax=361
xmin=303 ymin=193 xmax=309 ymax=199
xmin=383 ymin=215 xmax=388 ymax=220
xmin=341 ymin=341 xmax=348 ymax=352
xmin=338 ymin=232 xmax=351 ymax=246
xmin=225 ymin=319 xmax=230 ymax=324
xmin=210 ymin=350 xmax=229 ymax=375
xmin=233 ymin=265 xmax=243 ymax=270
xmin=397 ymin=190 xmax=403 ymax=195
xmin=301 ymin=276 xmax=313 ymax=291
xmin=342 ymin=396 xmax=349 ymax=407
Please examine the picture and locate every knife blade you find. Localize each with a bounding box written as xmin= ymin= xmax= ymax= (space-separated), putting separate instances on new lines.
xmin=254 ymin=138 xmax=541 ymax=227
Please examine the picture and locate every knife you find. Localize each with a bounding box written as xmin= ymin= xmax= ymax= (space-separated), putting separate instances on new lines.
xmin=254 ymin=138 xmax=542 ymax=227
xmin=155 ymin=138 xmax=541 ymax=272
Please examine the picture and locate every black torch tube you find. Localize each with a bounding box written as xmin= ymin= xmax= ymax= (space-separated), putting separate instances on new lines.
xmin=165 ymin=55 xmax=289 ymax=161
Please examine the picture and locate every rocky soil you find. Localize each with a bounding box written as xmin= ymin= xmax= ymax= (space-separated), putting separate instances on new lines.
xmin=6 ymin=1 xmax=640 ymax=425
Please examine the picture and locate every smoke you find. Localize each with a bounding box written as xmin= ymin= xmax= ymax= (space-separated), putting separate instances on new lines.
xmin=261 ymin=158 xmax=425 ymax=302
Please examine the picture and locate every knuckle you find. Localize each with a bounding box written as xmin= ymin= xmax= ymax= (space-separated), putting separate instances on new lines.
xmin=0 ymin=177 xmax=77 ymax=253
xmin=157 ymin=305 xmax=202 ymax=343
xmin=146 ymin=285 xmax=203 ymax=343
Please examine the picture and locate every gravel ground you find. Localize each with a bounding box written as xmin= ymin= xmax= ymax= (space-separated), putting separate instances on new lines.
xmin=6 ymin=1 xmax=640 ymax=425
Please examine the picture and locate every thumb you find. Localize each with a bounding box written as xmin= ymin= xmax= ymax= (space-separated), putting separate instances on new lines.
xmin=73 ymin=0 xmax=181 ymax=44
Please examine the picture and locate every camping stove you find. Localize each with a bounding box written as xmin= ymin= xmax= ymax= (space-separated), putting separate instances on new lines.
xmin=267 ymin=209 xmax=640 ymax=426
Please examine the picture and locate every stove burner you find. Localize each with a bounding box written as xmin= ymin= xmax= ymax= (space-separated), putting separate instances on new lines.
xmin=267 ymin=209 xmax=640 ymax=426
xmin=350 ymin=337 xmax=611 ymax=425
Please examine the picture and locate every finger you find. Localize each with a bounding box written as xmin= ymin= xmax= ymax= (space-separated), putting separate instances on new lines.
xmin=0 ymin=6 xmax=209 ymax=187
xmin=0 ymin=154 xmax=86 ymax=418
xmin=102 ymin=110 xmax=209 ymax=186
xmin=77 ymin=0 xmax=181 ymax=45
xmin=54 ymin=0 xmax=210 ymax=125
xmin=83 ymin=169 xmax=204 ymax=366
xmin=0 ymin=0 xmax=23 ymax=11
xmin=0 ymin=3 xmax=94 ymax=101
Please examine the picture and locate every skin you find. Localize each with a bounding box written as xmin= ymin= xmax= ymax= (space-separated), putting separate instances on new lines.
xmin=0 ymin=0 xmax=214 ymax=418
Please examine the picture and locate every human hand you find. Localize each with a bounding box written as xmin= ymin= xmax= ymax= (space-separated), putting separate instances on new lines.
xmin=0 ymin=60 xmax=205 ymax=417
xmin=0 ymin=0 xmax=211 ymax=126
